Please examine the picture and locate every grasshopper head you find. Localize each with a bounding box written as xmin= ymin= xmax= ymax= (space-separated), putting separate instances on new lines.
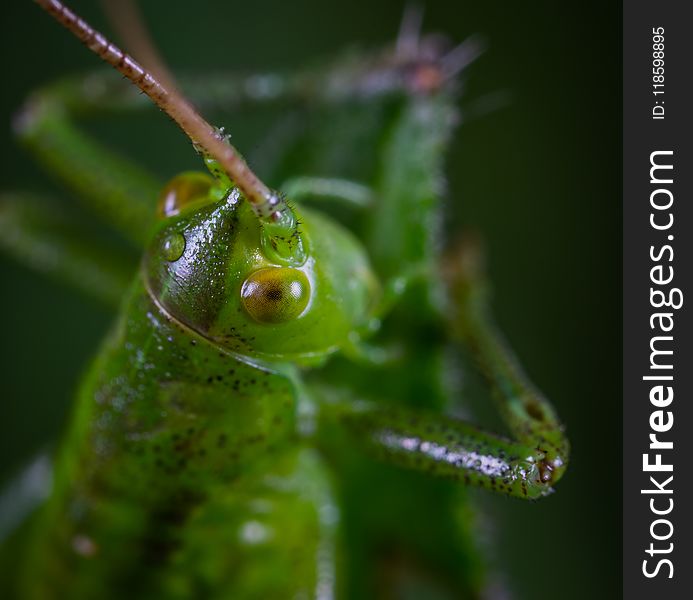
xmin=144 ymin=173 xmax=379 ymax=363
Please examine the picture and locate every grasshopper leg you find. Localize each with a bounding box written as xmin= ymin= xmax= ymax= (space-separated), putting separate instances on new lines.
xmin=318 ymin=240 xmax=569 ymax=501
xmin=0 ymin=192 xmax=134 ymax=307
xmin=280 ymin=176 xmax=373 ymax=209
xmin=443 ymin=237 xmax=570 ymax=475
xmin=320 ymin=399 xmax=564 ymax=500
xmin=14 ymin=81 xmax=162 ymax=246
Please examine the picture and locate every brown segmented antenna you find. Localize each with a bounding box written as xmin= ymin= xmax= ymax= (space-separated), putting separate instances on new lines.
xmin=99 ymin=0 xmax=177 ymax=94
xmin=34 ymin=0 xmax=288 ymax=225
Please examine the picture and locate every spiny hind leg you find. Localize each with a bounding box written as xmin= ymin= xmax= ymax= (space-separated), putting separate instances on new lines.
xmin=442 ymin=236 xmax=570 ymax=477
xmin=317 ymin=239 xmax=569 ymax=500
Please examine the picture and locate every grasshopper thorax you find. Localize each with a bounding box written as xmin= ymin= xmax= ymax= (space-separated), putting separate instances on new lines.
xmin=144 ymin=174 xmax=378 ymax=363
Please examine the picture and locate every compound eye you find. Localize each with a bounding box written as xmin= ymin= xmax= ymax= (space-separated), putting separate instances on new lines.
xmin=158 ymin=172 xmax=214 ymax=218
xmin=241 ymin=268 xmax=310 ymax=324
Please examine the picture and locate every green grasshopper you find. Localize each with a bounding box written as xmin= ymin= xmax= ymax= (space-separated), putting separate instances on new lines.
xmin=1 ymin=0 xmax=569 ymax=597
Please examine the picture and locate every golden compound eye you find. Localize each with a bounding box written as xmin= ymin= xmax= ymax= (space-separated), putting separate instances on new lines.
xmin=241 ymin=268 xmax=311 ymax=324
xmin=157 ymin=172 xmax=214 ymax=218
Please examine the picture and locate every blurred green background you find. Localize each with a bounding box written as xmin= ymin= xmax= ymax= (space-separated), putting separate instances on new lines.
xmin=0 ymin=1 xmax=620 ymax=598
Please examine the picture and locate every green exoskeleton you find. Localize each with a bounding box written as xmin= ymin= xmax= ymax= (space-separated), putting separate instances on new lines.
xmin=1 ymin=0 xmax=569 ymax=598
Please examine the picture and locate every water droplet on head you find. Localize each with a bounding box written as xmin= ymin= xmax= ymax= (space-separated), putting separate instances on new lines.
xmin=162 ymin=233 xmax=186 ymax=262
